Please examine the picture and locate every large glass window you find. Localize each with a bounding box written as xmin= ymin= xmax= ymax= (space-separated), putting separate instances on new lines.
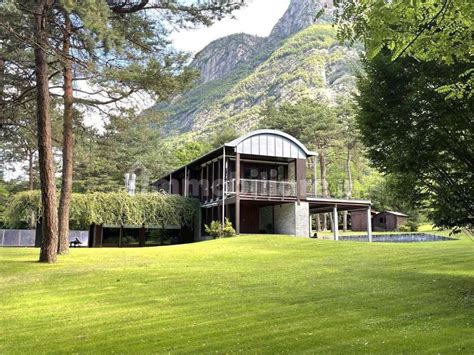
xmin=121 ymin=228 xmax=140 ymax=247
xmin=145 ymin=229 xmax=180 ymax=245
xmin=102 ymin=227 xmax=120 ymax=247
xmin=277 ymin=165 xmax=285 ymax=181
xmin=242 ymin=163 xmax=285 ymax=181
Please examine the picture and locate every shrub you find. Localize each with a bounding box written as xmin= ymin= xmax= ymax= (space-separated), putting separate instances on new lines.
xmin=399 ymin=221 xmax=418 ymax=232
xmin=222 ymin=218 xmax=236 ymax=238
xmin=407 ymin=220 xmax=419 ymax=232
xmin=205 ymin=218 xmax=236 ymax=239
xmin=205 ymin=220 xmax=222 ymax=239
xmin=398 ymin=224 xmax=411 ymax=232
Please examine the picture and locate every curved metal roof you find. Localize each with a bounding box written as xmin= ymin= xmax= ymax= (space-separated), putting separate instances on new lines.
xmin=225 ymin=129 xmax=316 ymax=158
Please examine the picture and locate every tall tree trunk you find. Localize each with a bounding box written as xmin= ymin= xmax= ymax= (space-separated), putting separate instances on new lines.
xmin=58 ymin=11 xmax=73 ymax=255
xmin=28 ymin=149 xmax=36 ymax=228
xmin=315 ymin=214 xmax=320 ymax=232
xmin=0 ymin=50 xmax=4 ymax=123
xmin=322 ymin=214 xmax=327 ymax=231
xmin=319 ymin=151 xmax=329 ymax=198
xmin=343 ymin=148 xmax=353 ymax=232
xmin=34 ymin=0 xmax=58 ymax=263
xmin=28 ymin=150 xmax=34 ymax=190
xmin=319 ymin=150 xmax=329 ymax=230
xmin=345 ymin=148 xmax=353 ymax=198
xmin=311 ymin=157 xmax=317 ymax=196
xmin=343 ymin=212 xmax=348 ymax=232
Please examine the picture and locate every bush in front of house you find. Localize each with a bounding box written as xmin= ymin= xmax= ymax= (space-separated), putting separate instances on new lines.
xmin=205 ymin=218 xmax=236 ymax=239
xmin=222 ymin=218 xmax=236 ymax=238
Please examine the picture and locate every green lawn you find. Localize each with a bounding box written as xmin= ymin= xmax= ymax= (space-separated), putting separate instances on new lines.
xmin=1 ymin=236 xmax=473 ymax=353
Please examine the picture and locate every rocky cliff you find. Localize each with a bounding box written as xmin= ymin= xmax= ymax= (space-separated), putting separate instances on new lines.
xmin=268 ymin=0 xmax=332 ymax=42
xmin=153 ymin=0 xmax=357 ymax=137
xmin=192 ymin=33 xmax=263 ymax=83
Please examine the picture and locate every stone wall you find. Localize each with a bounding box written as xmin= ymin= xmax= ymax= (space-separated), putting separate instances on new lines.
xmin=271 ymin=202 xmax=310 ymax=237
xmin=274 ymin=203 xmax=295 ymax=235
xmin=294 ymin=202 xmax=310 ymax=237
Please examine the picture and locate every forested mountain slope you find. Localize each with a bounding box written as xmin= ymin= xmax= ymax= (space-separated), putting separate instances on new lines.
xmin=153 ymin=0 xmax=358 ymax=137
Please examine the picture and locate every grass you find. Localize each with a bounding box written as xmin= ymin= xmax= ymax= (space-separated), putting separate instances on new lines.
xmin=0 ymin=235 xmax=473 ymax=353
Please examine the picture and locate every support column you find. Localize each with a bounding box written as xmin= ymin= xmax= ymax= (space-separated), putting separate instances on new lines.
xmin=309 ymin=213 xmax=313 ymax=237
xmin=367 ymin=206 xmax=373 ymax=242
xmin=200 ymin=166 xmax=204 ymax=202
xmin=206 ymin=165 xmax=209 ymax=202
xmin=93 ymin=224 xmax=103 ymax=248
xmin=211 ymin=161 xmax=215 ymax=200
xmin=184 ymin=166 xmax=188 ymax=197
xmin=313 ymin=154 xmax=318 ymax=197
xmin=235 ymin=153 xmax=241 ymax=235
xmin=138 ymin=225 xmax=146 ymax=247
xmin=222 ymin=147 xmax=226 ymax=226
xmin=333 ymin=205 xmax=339 ymax=241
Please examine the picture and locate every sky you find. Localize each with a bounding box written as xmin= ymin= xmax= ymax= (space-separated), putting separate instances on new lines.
xmin=171 ymin=0 xmax=290 ymax=53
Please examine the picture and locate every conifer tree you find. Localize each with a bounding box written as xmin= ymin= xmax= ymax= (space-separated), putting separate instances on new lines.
xmin=1 ymin=0 xmax=246 ymax=262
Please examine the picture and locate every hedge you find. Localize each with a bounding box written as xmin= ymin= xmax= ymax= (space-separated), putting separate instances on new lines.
xmin=4 ymin=191 xmax=200 ymax=230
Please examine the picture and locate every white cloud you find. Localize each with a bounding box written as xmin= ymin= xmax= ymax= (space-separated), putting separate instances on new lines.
xmin=171 ymin=0 xmax=290 ymax=53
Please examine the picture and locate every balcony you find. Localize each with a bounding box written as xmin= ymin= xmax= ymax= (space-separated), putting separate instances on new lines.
xmin=225 ymin=179 xmax=297 ymax=198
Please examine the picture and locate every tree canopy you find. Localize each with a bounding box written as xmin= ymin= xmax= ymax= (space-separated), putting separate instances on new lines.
xmin=5 ymin=191 xmax=200 ymax=230
xmin=333 ymin=0 xmax=473 ymax=98
xmin=356 ymin=50 xmax=474 ymax=228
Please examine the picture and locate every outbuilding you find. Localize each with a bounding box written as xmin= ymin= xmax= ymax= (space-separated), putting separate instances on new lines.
xmin=372 ymin=211 xmax=408 ymax=231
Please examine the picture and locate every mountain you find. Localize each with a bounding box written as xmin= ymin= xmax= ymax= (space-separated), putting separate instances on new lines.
xmin=192 ymin=33 xmax=264 ymax=84
xmin=154 ymin=0 xmax=359 ymax=137
xmin=267 ymin=0 xmax=332 ymax=43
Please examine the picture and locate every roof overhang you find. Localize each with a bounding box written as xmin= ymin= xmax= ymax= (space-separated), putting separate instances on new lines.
xmin=225 ymin=129 xmax=317 ymax=158
xmin=307 ymin=197 xmax=372 ymax=213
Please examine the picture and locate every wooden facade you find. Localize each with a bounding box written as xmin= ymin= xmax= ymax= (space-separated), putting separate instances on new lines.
xmin=352 ymin=210 xmax=408 ymax=232
xmin=351 ymin=210 xmax=378 ymax=231
xmin=373 ymin=211 xmax=408 ymax=231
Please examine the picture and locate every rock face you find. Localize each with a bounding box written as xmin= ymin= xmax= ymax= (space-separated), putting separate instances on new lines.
xmin=268 ymin=0 xmax=332 ymax=42
xmin=154 ymin=0 xmax=357 ymax=137
xmin=192 ymin=33 xmax=263 ymax=83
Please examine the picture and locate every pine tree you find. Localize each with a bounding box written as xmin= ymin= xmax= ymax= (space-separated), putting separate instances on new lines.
xmin=2 ymin=0 xmax=247 ymax=261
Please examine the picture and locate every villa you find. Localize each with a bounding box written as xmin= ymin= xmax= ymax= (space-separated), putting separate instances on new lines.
xmin=154 ymin=130 xmax=374 ymax=241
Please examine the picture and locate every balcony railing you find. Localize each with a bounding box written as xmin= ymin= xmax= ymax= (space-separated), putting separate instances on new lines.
xmin=225 ymin=179 xmax=297 ymax=198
